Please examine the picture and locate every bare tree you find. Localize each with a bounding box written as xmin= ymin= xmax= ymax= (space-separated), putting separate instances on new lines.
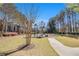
xmin=0 ymin=3 xmax=38 ymax=45
xmin=40 ymin=21 xmax=45 ymax=35
xmin=24 ymin=4 xmax=39 ymax=41
xmin=0 ymin=20 xmax=4 ymax=36
xmin=26 ymin=4 xmax=38 ymax=24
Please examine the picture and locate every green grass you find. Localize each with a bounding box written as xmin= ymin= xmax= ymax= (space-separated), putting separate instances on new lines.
xmin=55 ymin=35 xmax=79 ymax=47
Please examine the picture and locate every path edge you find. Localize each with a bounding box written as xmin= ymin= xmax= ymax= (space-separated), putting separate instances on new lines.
xmin=48 ymin=38 xmax=63 ymax=56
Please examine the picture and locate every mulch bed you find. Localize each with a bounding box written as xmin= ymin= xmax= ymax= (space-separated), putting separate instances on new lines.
xmin=3 ymin=32 xmax=18 ymax=36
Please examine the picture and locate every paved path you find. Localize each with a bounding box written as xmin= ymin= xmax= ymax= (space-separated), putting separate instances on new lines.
xmin=48 ymin=37 xmax=79 ymax=56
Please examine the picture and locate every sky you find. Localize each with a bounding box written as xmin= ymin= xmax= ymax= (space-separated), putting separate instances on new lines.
xmin=15 ymin=3 xmax=66 ymax=25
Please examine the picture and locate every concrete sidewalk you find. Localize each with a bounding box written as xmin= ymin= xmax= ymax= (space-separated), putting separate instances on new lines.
xmin=48 ymin=38 xmax=79 ymax=56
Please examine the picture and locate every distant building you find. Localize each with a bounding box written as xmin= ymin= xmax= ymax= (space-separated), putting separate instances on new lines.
xmin=0 ymin=17 xmax=27 ymax=34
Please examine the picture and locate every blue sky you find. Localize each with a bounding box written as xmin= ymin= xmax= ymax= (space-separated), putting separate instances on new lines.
xmin=15 ymin=3 xmax=65 ymax=25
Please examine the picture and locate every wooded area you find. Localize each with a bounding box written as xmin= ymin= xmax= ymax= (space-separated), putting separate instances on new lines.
xmin=48 ymin=4 xmax=79 ymax=35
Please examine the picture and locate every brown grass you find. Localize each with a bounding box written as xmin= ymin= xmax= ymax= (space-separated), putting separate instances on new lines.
xmin=9 ymin=38 xmax=58 ymax=56
xmin=55 ymin=35 xmax=79 ymax=47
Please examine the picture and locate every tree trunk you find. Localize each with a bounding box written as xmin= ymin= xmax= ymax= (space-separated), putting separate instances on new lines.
xmin=25 ymin=21 xmax=32 ymax=45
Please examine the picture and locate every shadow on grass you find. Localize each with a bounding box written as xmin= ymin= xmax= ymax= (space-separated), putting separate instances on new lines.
xmin=0 ymin=35 xmax=36 ymax=56
xmin=0 ymin=43 xmax=35 ymax=56
xmin=0 ymin=44 xmax=28 ymax=56
xmin=22 ymin=43 xmax=35 ymax=50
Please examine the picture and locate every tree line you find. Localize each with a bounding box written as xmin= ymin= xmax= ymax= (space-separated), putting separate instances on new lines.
xmin=0 ymin=3 xmax=39 ymax=45
xmin=48 ymin=4 xmax=79 ymax=34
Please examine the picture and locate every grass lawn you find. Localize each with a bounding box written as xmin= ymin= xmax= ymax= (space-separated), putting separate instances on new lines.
xmin=55 ymin=35 xmax=79 ymax=47
xmin=0 ymin=35 xmax=26 ymax=53
xmin=9 ymin=38 xmax=58 ymax=56
xmin=0 ymin=35 xmax=58 ymax=56
xmin=28 ymin=38 xmax=58 ymax=56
